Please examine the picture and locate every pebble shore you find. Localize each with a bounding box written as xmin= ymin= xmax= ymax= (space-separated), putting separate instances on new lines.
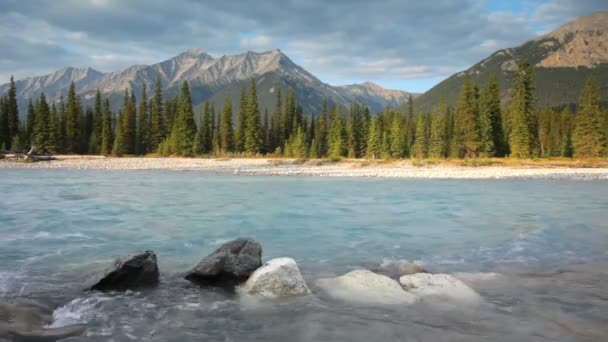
xmin=1 ymin=156 xmax=608 ymax=180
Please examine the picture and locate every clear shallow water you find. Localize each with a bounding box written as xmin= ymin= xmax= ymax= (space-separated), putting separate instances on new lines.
xmin=1 ymin=169 xmax=607 ymax=341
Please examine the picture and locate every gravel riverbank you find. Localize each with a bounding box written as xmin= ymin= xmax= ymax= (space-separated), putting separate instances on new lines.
xmin=2 ymin=156 xmax=608 ymax=180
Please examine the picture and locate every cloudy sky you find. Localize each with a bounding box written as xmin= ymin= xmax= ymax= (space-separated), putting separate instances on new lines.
xmin=0 ymin=0 xmax=605 ymax=92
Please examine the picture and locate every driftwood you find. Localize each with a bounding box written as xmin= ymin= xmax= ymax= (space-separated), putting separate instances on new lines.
xmin=1 ymin=146 xmax=55 ymax=162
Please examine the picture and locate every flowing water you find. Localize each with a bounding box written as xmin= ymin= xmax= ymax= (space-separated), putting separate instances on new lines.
xmin=1 ymin=169 xmax=607 ymax=341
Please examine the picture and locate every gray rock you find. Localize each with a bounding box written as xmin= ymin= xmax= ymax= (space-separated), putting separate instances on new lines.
xmin=399 ymin=273 xmax=482 ymax=304
xmin=0 ymin=299 xmax=85 ymax=341
xmin=90 ymin=250 xmax=159 ymax=291
xmin=241 ymin=257 xmax=310 ymax=298
xmin=316 ymin=270 xmax=417 ymax=306
xmin=185 ymin=238 xmax=262 ymax=287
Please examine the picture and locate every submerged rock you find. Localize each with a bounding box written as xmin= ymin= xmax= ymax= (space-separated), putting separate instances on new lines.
xmin=185 ymin=238 xmax=262 ymax=287
xmin=316 ymin=270 xmax=416 ymax=306
xmin=0 ymin=299 xmax=85 ymax=341
xmin=90 ymin=250 xmax=159 ymax=291
xmin=399 ymin=273 xmax=481 ymax=304
xmin=242 ymin=258 xmax=310 ymax=298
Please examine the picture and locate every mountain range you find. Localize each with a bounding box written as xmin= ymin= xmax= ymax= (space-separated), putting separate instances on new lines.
xmin=1 ymin=11 xmax=607 ymax=118
xmin=0 ymin=48 xmax=416 ymax=118
xmin=414 ymin=11 xmax=608 ymax=112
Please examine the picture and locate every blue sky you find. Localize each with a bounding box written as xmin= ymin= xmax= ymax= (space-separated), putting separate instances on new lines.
xmin=0 ymin=0 xmax=605 ymax=92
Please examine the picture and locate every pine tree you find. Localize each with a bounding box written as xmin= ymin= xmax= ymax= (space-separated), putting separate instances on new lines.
xmin=271 ymin=88 xmax=283 ymax=149
xmin=263 ymin=108 xmax=271 ymax=153
xmin=406 ymin=94 xmax=415 ymax=150
xmin=284 ymin=87 xmax=297 ymax=140
xmin=6 ymin=76 xmax=19 ymax=149
xmin=149 ymin=76 xmax=165 ymax=152
xmin=286 ymin=126 xmax=308 ymax=158
xmin=244 ymin=79 xmax=263 ymax=154
xmin=509 ymin=61 xmax=536 ymax=158
xmin=119 ymin=89 xmax=137 ymax=154
xmin=389 ymin=112 xmax=406 ymax=158
xmin=366 ymin=116 xmax=382 ymax=159
xmin=88 ymin=90 xmax=103 ymax=154
xmin=202 ymin=102 xmax=213 ymax=153
xmin=0 ymin=96 xmax=8 ymax=150
xmin=478 ymin=76 xmax=502 ymax=157
xmin=112 ymin=111 xmax=126 ymax=156
xmin=573 ymin=78 xmax=605 ymax=158
xmin=169 ymin=81 xmax=197 ymax=155
xmin=220 ymin=97 xmax=234 ymax=154
xmin=33 ymin=93 xmax=53 ymax=153
xmin=57 ymin=95 xmax=67 ymax=153
xmin=412 ymin=114 xmax=429 ymax=158
xmin=100 ymin=98 xmax=113 ymax=155
xmin=453 ymin=76 xmax=481 ymax=158
xmin=64 ymin=82 xmax=81 ymax=153
xmin=82 ymin=106 xmax=94 ymax=153
xmin=48 ymin=102 xmax=58 ymax=153
xmin=26 ymin=99 xmax=35 ymax=146
xmin=428 ymin=103 xmax=448 ymax=158
xmin=328 ymin=106 xmax=347 ymax=158
xmin=136 ymin=84 xmax=149 ymax=155
xmin=235 ymin=86 xmax=247 ymax=152
xmin=561 ymin=107 xmax=574 ymax=157
xmin=317 ymin=99 xmax=329 ymax=157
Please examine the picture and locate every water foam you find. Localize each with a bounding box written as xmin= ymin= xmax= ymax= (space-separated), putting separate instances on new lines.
xmin=49 ymin=295 xmax=113 ymax=328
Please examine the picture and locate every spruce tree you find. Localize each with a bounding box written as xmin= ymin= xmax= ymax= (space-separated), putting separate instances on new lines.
xmin=149 ymin=77 xmax=165 ymax=152
xmin=119 ymin=89 xmax=137 ymax=154
xmin=0 ymin=96 xmax=8 ymax=150
xmin=235 ymin=86 xmax=247 ymax=152
xmin=136 ymin=85 xmax=149 ymax=155
xmin=82 ymin=106 xmax=94 ymax=153
xmin=366 ymin=116 xmax=382 ymax=159
xmin=244 ymin=79 xmax=263 ymax=154
xmin=169 ymin=81 xmax=197 ymax=155
xmin=428 ymin=104 xmax=448 ymax=158
xmin=317 ymin=99 xmax=329 ymax=157
xmin=56 ymin=96 xmax=66 ymax=153
xmin=112 ymin=111 xmax=126 ymax=156
xmin=573 ymin=78 xmax=605 ymax=158
xmin=6 ymin=76 xmax=19 ymax=149
xmin=100 ymin=98 xmax=113 ymax=155
xmin=406 ymin=94 xmax=415 ymax=150
xmin=328 ymin=106 xmax=347 ymax=158
xmin=412 ymin=114 xmax=429 ymax=158
xmin=48 ymin=102 xmax=58 ymax=153
xmin=26 ymin=99 xmax=35 ymax=146
xmin=33 ymin=93 xmax=52 ymax=153
xmin=453 ymin=76 xmax=481 ymax=158
xmin=201 ymin=102 xmax=213 ymax=153
xmin=64 ymin=82 xmax=81 ymax=153
xmin=478 ymin=76 xmax=503 ymax=157
xmin=220 ymin=97 xmax=234 ymax=153
xmin=509 ymin=61 xmax=536 ymax=158
xmin=389 ymin=113 xmax=406 ymax=158
xmin=271 ymin=88 xmax=283 ymax=150
xmin=88 ymin=90 xmax=103 ymax=154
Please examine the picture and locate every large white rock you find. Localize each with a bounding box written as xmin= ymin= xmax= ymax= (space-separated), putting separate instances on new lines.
xmin=399 ymin=273 xmax=481 ymax=304
xmin=316 ymin=270 xmax=416 ymax=306
xmin=242 ymin=258 xmax=310 ymax=298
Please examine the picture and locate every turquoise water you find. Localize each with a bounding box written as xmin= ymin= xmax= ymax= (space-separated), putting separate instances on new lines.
xmin=1 ymin=169 xmax=607 ymax=341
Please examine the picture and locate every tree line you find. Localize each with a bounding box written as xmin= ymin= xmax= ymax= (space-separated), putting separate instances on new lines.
xmin=1 ymin=61 xmax=606 ymax=159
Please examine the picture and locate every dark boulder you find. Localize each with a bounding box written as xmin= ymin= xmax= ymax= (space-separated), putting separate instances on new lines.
xmin=185 ymin=238 xmax=262 ymax=287
xmin=89 ymin=250 xmax=159 ymax=291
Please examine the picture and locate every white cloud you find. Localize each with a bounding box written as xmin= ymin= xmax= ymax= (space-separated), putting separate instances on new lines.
xmin=239 ymin=35 xmax=273 ymax=51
